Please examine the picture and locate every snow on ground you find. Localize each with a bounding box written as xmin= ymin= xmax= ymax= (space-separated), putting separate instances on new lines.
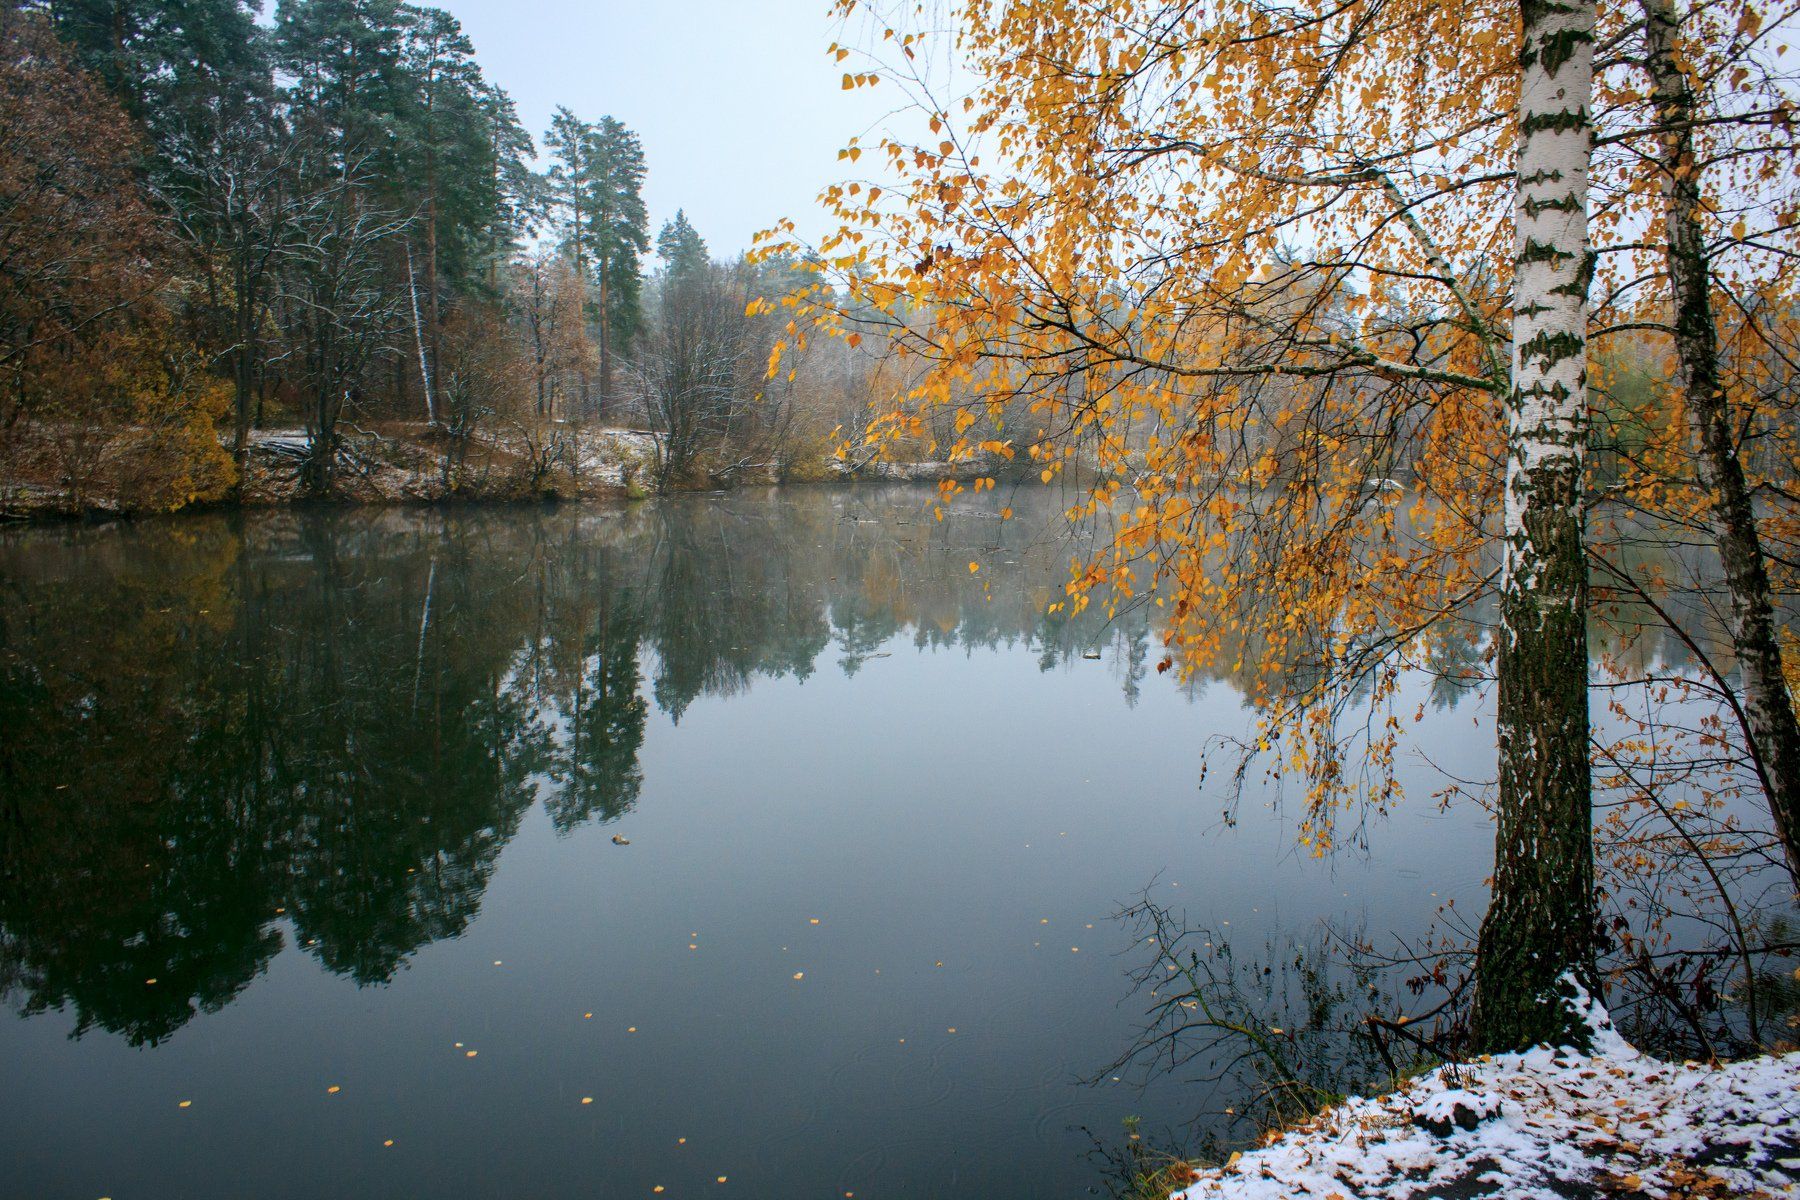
xmin=1174 ymin=990 xmax=1800 ymax=1200
xmin=573 ymin=427 xmax=657 ymax=486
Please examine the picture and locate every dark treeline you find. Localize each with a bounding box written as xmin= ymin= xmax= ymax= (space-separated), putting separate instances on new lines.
xmin=0 ymin=0 xmax=872 ymax=514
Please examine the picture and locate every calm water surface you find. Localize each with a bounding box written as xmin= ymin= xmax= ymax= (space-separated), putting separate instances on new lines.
xmin=1 ymin=487 xmax=1500 ymax=1199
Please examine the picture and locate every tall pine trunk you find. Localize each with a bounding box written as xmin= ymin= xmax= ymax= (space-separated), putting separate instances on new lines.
xmin=425 ymin=157 xmax=442 ymax=425
xmin=598 ymin=261 xmax=612 ymax=423
xmin=571 ymin=174 xmax=590 ymax=419
xmin=1471 ymin=0 xmax=1600 ymax=1052
xmin=1642 ymin=0 xmax=1800 ymax=891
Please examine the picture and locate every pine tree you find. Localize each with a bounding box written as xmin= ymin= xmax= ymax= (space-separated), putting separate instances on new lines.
xmin=543 ymin=107 xmax=591 ymax=276
xmin=543 ymin=106 xmax=595 ymax=410
xmin=581 ymin=116 xmax=648 ymax=419
xmin=478 ymin=85 xmax=539 ymax=277
xmin=542 ymin=110 xmax=648 ymax=419
xmin=275 ymin=0 xmax=407 ymax=165
xmin=40 ymin=0 xmax=269 ymax=137
xmin=392 ymin=5 xmax=510 ymax=416
xmin=656 ymin=209 xmax=708 ymax=281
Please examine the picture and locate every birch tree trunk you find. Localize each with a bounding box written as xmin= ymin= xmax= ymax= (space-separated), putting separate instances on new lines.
xmin=1642 ymin=0 xmax=1800 ymax=891
xmin=406 ymin=239 xmax=437 ymax=426
xmin=1471 ymin=0 xmax=1600 ymax=1052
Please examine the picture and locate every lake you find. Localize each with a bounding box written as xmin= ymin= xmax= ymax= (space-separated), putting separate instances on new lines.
xmin=2 ymin=486 xmax=1517 ymax=1198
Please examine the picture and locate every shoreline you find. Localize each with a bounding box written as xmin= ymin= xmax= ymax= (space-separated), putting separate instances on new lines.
xmin=1168 ymin=999 xmax=1800 ymax=1200
xmin=0 ymin=423 xmax=1020 ymax=525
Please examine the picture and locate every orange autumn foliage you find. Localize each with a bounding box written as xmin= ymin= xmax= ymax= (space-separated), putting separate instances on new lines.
xmin=0 ymin=7 xmax=233 ymax=512
xmin=760 ymin=0 xmax=1800 ymax=851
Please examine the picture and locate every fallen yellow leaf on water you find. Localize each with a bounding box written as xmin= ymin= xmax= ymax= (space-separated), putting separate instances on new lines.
xmin=581 ymin=1097 xmax=593 ymax=1105
xmin=628 ymin=1027 xmax=638 ymax=1033
xmin=793 ymin=972 xmax=805 ymax=980
xmin=383 ymin=1140 xmax=394 ymax=1148
xmin=678 ymin=1138 xmax=687 ymax=1145
xmin=947 ymin=1027 xmax=957 ymax=1033
xmin=809 ymin=918 xmax=821 ymax=925
xmin=465 ymin=1051 xmax=477 ymax=1058
xmin=717 ymin=1176 xmax=728 ymax=1184
xmin=327 ymin=1086 xmax=341 ymax=1094
xmin=584 ymin=1013 xmax=593 ymax=1019
xmin=968 ymin=561 xmax=979 ymax=573
xmin=178 ymin=1100 xmax=192 ymax=1109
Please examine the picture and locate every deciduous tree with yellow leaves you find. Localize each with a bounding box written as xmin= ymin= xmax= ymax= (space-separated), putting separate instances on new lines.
xmin=763 ymin=0 xmax=1799 ymax=1051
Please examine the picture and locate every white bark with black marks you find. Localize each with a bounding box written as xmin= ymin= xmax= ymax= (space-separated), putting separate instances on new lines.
xmin=1473 ymin=0 xmax=1600 ymax=1053
xmin=405 ymin=239 xmax=438 ymax=428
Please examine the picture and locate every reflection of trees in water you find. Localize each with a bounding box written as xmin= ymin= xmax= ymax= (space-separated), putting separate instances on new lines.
xmin=0 ymin=490 xmax=1138 ymax=1043
xmin=0 ymin=489 xmax=1738 ymax=1045
xmin=639 ymin=497 xmax=833 ymax=719
xmin=545 ymin=589 xmax=647 ymax=833
xmin=0 ymin=515 xmax=553 ymax=1040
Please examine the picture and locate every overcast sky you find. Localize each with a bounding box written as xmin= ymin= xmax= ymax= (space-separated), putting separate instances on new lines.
xmin=429 ymin=0 xmax=898 ymax=257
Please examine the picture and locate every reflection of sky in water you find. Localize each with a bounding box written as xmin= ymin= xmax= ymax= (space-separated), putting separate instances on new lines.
xmin=0 ymin=487 xmax=1727 ymax=1199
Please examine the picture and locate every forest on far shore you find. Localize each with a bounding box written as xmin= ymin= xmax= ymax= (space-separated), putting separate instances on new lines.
xmin=0 ymin=0 xmax=908 ymax=514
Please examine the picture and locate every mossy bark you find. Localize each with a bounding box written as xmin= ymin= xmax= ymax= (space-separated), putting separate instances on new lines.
xmin=1642 ymin=0 xmax=1800 ymax=893
xmin=1471 ymin=0 xmax=1600 ymax=1053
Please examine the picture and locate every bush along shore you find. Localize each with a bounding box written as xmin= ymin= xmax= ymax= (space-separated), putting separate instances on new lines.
xmin=1166 ymin=987 xmax=1799 ymax=1200
xmin=0 ymin=421 xmax=1015 ymax=522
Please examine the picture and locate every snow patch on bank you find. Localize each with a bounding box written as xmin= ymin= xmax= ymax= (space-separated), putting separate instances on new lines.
xmin=1174 ymin=995 xmax=1800 ymax=1199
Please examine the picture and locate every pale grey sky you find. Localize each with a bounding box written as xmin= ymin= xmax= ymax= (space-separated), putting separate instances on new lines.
xmin=434 ymin=0 xmax=896 ymax=256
